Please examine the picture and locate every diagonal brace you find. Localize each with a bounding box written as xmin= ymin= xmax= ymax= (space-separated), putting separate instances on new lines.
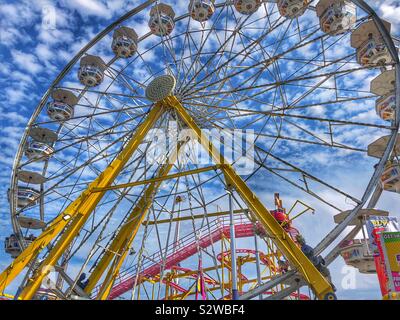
xmin=165 ymin=96 xmax=335 ymax=300
xmin=0 ymin=104 xmax=165 ymax=300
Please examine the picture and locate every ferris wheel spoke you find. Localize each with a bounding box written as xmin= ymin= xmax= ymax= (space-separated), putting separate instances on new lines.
xmin=255 ymin=145 xmax=362 ymax=204
xmin=177 ymin=2 xmax=239 ymax=92
xmin=207 ymin=106 xmax=392 ymax=130
xmin=183 ymin=63 xmax=372 ymax=102
xmin=30 ymin=130 xmax=136 ymax=213
xmin=177 ymin=1 xmax=236 ymax=89
xmin=46 ymin=117 xmax=145 ymax=172
xmin=34 ymin=103 xmax=150 ymax=127
xmin=182 ymin=21 xmax=291 ymax=97
xmin=182 ymin=20 xmax=324 ymax=98
xmin=55 ymin=85 xmax=147 ymax=100
xmin=54 ymin=97 xmax=146 ymax=150
xmin=179 ymin=10 xmax=261 ymax=95
xmin=188 ymin=42 xmax=354 ymax=102
xmin=186 ymin=93 xmax=378 ymax=116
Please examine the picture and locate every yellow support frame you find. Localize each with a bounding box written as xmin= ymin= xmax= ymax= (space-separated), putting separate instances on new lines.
xmin=85 ymin=141 xmax=185 ymax=298
xmin=145 ymin=209 xmax=248 ymax=225
xmin=91 ymin=165 xmax=219 ymax=192
xmin=0 ymin=95 xmax=334 ymax=300
xmin=165 ymin=96 xmax=334 ymax=300
xmin=0 ymin=104 xmax=165 ymax=299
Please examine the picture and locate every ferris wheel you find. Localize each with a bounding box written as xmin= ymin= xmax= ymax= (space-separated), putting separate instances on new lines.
xmin=1 ymin=0 xmax=399 ymax=301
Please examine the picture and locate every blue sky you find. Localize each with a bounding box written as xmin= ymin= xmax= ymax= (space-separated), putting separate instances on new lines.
xmin=0 ymin=0 xmax=400 ymax=300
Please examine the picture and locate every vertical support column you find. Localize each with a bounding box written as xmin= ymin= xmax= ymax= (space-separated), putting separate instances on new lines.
xmin=227 ymin=188 xmax=239 ymax=300
xmin=253 ymin=227 xmax=263 ymax=300
xmin=361 ymin=217 xmax=371 ymax=256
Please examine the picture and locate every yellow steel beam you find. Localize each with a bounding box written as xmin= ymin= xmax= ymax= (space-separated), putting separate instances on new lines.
xmin=145 ymin=209 xmax=248 ymax=225
xmin=2 ymin=95 xmax=334 ymax=300
xmin=87 ymin=162 xmax=174 ymax=297
xmin=8 ymin=104 xmax=166 ymax=300
xmin=86 ymin=140 xmax=187 ymax=298
xmin=91 ymin=165 xmax=219 ymax=192
xmin=287 ymin=200 xmax=315 ymax=217
xmin=166 ymin=96 xmax=334 ymax=300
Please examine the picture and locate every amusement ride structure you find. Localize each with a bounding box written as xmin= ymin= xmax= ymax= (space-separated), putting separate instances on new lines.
xmin=1 ymin=0 xmax=399 ymax=300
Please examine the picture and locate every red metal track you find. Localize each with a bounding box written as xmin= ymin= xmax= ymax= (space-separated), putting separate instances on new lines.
xmin=101 ymin=218 xmax=300 ymax=300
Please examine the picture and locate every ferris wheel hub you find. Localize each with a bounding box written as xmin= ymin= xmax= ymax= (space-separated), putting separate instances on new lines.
xmin=145 ymin=74 xmax=176 ymax=102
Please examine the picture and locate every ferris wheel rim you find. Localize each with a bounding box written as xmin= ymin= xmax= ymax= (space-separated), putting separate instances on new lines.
xmin=6 ymin=0 xmax=400 ymax=300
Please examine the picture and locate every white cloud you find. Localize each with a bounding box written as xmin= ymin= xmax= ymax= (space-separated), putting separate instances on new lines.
xmin=11 ymin=49 xmax=44 ymax=74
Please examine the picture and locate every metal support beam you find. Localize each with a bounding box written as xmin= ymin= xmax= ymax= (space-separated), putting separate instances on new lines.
xmin=239 ymin=270 xmax=297 ymax=300
xmin=145 ymin=209 xmax=248 ymax=225
xmin=55 ymin=268 xmax=89 ymax=298
xmin=86 ymin=142 xmax=186 ymax=299
xmin=91 ymin=165 xmax=219 ymax=192
xmin=227 ymin=188 xmax=239 ymax=300
xmin=166 ymin=96 xmax=335 ymax=300
xmin=253 ymin=230 xmax=263 ymax=300
xmin=1 ymin=105 xmax=165 ymax=300
xmin=264 ymin=280 xmax=305 ymax=300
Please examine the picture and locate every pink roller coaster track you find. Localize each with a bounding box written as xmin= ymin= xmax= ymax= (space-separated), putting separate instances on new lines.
xmin=94 ymin=216 xmax=300 ymax=300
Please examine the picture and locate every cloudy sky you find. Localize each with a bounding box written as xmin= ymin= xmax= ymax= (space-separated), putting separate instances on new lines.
xmin=0 ymin=0 xmax=399 ymax=300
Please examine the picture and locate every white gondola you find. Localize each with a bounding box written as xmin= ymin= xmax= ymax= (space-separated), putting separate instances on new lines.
xmin=376 ymin=94 xmax=396 ymax=122
xmin=316 ymin=0 xmax=356 ymax=35
xmin=17 ymin=216 xmax=46 ymax=230
xmin=351 ymin=20 xmax=393 ymax=66
xmin=34 ymin=289 xmax=58 ymax=300
xmin=78 ymin=55 xmax=106 ymax=87
xmin=29 ymin=127 xmax=58 ymax=144
xmin=368 ymin=134 xmax=400 ymax=159
xmin=4 ymin=234 xmax=36 ymax=258
xmin=339 ymin=239 xmax=376 ymax=274
xmin=10 ymin=187 xmax=41 ymax=208
xmin=47 ymin=101 xmax=74 ymax=122
xmin=381 ymin=161 xmax=400 ymax=193
xmin=277 ymin=0 xmax=310 ymax=19
xmin=356 ymin=38 xmax=392 ymax=66
xmin=4 ymin=234 xmax=20 ymax=258
xmin=112 ymin=27 xmax=138 ymax=58
xmin=149 ymin=4 xmax=175 ymax=37
xmin=17 ymin=170 xmax=46 ymax=184
xmin=233 ymin=0 xmax=262 ymax=15
xmin=25 ymin=141 xmax=54 ymax=161
xmin=47 ymin=89 xmax=78 ymax=122
xmin=189 ymin=0 xmax=215 ymax=22
xmin=334 ymin=209 xmax=389 ymax=226
xmin=371 ymin=70 xmax=396 ymax=122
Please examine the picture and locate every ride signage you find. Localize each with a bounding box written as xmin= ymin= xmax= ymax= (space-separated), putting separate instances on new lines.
xmin=366 ymin=216 xmax=399 ymax=257
xmin=366 ymin=216 xmax=399 ymax=296
xmin=380 ymin=232 xmax=400 ymax=293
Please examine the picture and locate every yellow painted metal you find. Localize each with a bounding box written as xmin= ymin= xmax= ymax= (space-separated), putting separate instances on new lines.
xmin=0 ymin=293 xmax=19 ymax=300
xmin=91 ymin=165 xmax=219 ymax=192
xmin=89 ymin=162 xmax=175 ymax=298
xmin=146 ymin=209 xmax=248 ymax=225
xmin=10 ymin=104 xmax=166 ymax=300
xmin=166 ymin=96 xmax=334 ymax=300
xmin=1 ymin=95 xmax=333 ymax=300
xmin=383 ymin=292 xmax=400 ymax=300
xmin=86 ymin=140 xmax=187 ymax=298
xmin=287 ymin=200 xmax=315 ymax=217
